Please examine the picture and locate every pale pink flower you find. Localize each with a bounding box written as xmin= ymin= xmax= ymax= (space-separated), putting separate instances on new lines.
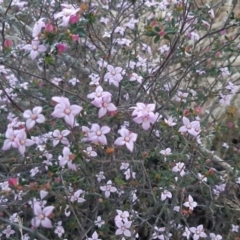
xmin=52 ymin=129 xmax=70 ymax=146
xmin=115 ymin=210 xmax=130 ymax=222
xmin=54 ymin=221 xmax=65 ymax=238
xmin=30 ymin=167 xmax=40 ymax=177
xmin=31 ymin=204 xmax=54 ymax=228
xmin=120 ymin=162 xmax=130 ymax=170
xmin=92 ymin=96 xmax=117 ymax=118
xmin=209 ymin=233 xmax=222 ymax=240
xmin=22 ymin=233 xmax=30 ymax=240
xmin=96 ymin=171 xmax=105 ymax=182
xmin=124 ymin=168 xmax=136 ymax=180
xmin=114 ymin=128 xmax=137 ymax=152
xmin=22 ymin=40 xmax=47 ymax=60
xmin=130 ymin=103 xmax=159 ymax=130
xmin=220 ymin=67 xmax=230 ymax=76
xmin=161 ymin=189 xmax=172 ymax=201
xmin=219 ymin=93 xmax=232 ymax=105
xmin=88 ymin=123 xmax=110 ymax=145
xmin=51 ymin=77 xmax=62 ymax=86
xmin=32 ymin=18 xmax=45 ymax=38
xmin=188 ymin=32 xmax=200 ymax=41
xmin=51 ymin=97 xmax=82 ymax=127
xmin=23 ymin=106 xmax=45 ymax=129
xmin=164 ymin=116 xmax=176 ymax=126
xmin=95 ymin=216 xmax=105 ymax=228
xmin=82 ymin=126 xmax=91 ymax=142
xmin=152 ymin=226 xmax=165 ymax=239
xmin=198 ymin=173 xmax=207 ymax=183
xmin=87 ymin=86 xmax=111 ymax=99
xmin=130 ymin=73 xmax=143 ymax=84
xmin=190 ymin=225 xmax=207 ymax=240
xmin=115 ymin=220 xmax=132 ymax=237
xmin=83 ymin=146 xmax=97 ymax=160
xmin=2 ymin=225 xmax=15 ymax=238
xmin=100 ymin=17 xmax=109 ymax=24
xmin=183 ymin=195 xmax=197 ymax=210
xmin=69 ymin=78 xmax=80 ymax=86
xmin=124 ymin=18 xmax=138 ymax=29
xmin=225 ymin=81 xmax=239 ymax=94
xmin=231 ymin=224 xmax=239 ymax=232
xmin=70 ymin=189 xmax=85 ymax=203
xmin=114 ymin=26 xmax=126 ymax=35
xmin=160 ymin=147 xmax=172 ymax=156
xmin=136 ymin=55 xmax=147 ymax=69
xmin=64 ymin=205 xmax=71 ymax=217
xmin=208 ymin=8 xmax=215 ymax=19
xmin=172 ymin=162 xmax=186 ymax=176
xmin=54 ymin=4 xmax=80 ymax=26
xmin=131 ymin=103 xmax=156 ymax=118
xmin=2 ymin=128 xmax=18 ymax=151
xmin=159 ymin=44 xmax=170 ymax=54
xmin=100 ymin=180 xmax=117 ymax=198
xmin=14 ymin=129 xmax=35 ymax=155
xmin=104 ymin=65 xmax=123 ymax=87
xmin=179 ymin=117 xmax=201 ymax=136
xmin=87 ymin=231 xmax=102 ymax=240
xmin=133 ymin=112 xmax=159 ymax=130
xmin=58 ymin=147 xmax=77 ymax=171
xmin=182 ymin=227 xmax=191 ymax=239
xmin=89 ymin=73 xmax=100 ymax=85
xmin=175 ymin=91 xmax=188 ymax=102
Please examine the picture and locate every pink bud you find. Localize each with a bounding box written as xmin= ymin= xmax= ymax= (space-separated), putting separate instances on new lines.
xmin=215 ymin=51 xmax=221 ymax=57
xmin=183 ymin=109 xmax=190 ymax=116
xmin=150 ymin=21 xmax=157 ymax=27
xmin=57 ymin=43 xmax=67 ymax=54
xmin=227 ymin=122 xmax=234 ymax=128
xmin=69 ymin=15 xmax=79 ymax=24
xmin=71 ymin=34 xmax=80 ymax=42
xmin=8 ymin=178 xmax=19 ymax=186
xmin=4 ymin=39 xmax=13 ymax=48
xmin=159 ymin=30 xmax=166 ymax=37
xmin=109 ymin=111 xmax=116 ymax=116
xmin=55 ymin=177 xmax=61 ymax=183
xmin=45 ymin=23 xmax=54 ymax=33
xmin=194 ymin=106 xmax=202 ymax=115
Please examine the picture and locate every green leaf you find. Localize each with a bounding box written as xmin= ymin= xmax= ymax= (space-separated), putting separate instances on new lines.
xmin=114 ymin=177 xmax=126 ymax=185
xmin=154 ymin=35 xmax=160 ymax=43
xmin=44 ymin=55 xmax=54 ymax=65
xmin=144 ymin=31 xmax=157 ymax=37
